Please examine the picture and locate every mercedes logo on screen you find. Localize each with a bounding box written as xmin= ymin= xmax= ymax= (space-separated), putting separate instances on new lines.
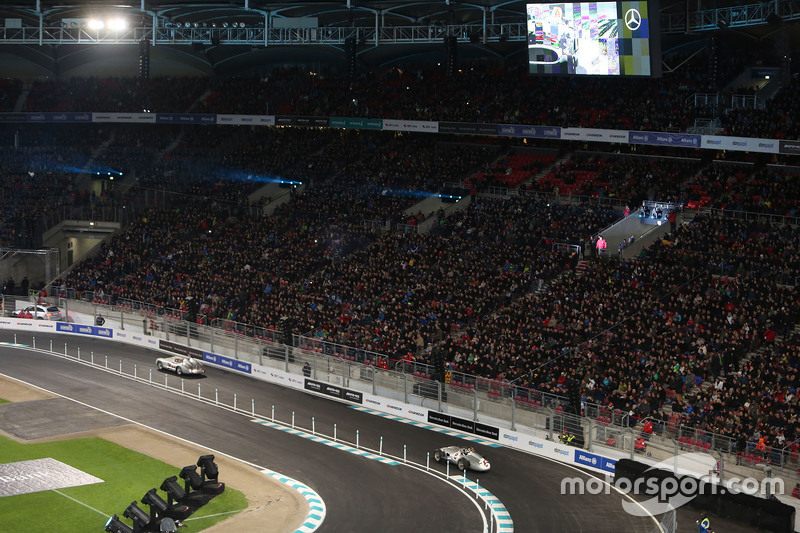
xmin=625 ymin=8 xmax=642 ymax=30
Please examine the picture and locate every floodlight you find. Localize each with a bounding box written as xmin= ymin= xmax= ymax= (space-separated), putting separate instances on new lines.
xmin=179 ymin=465 xmax=204 ymax=492
xmin=141 ymin=488 xmax=168 ymax=520
xmin=123 ymin=501 xmax=150 ymax=529
xmin=108 ymin=18 xmax=128 ymax=31
xmin=197 ymin=454 xmax=219 ymax=481
xmin=160 ymin=476 xmax=186 ymax=505
xmin=105 ymin=514 xmax=133 ymax=533
xmin=88 ymin=19 xmax=104 ymax=30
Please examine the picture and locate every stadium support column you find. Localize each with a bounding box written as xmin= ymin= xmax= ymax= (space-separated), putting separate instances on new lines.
xmin=139 ymin=39 xmax=150 ymax=79
xmin=781 ymin=54 xmax=792 ymax=88
xmin=708 ymin=35 xmax=719 ymax=93
xmin=345 ymin=36 xmax=357 ymax=80
xmin=444 ymin=36 xmax=458 ymax=77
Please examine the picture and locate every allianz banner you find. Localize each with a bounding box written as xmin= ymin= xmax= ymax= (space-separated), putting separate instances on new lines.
xmin=496 ymin=124 xmax=561 ymax=139
xmin=629 ymin=131 xmax=700 ymax=148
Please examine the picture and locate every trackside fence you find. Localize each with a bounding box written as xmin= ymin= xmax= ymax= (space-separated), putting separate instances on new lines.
xmin=2 ymin=331 xmax=506 ymax=533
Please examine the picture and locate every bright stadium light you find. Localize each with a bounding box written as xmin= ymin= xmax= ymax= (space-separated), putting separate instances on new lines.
xmin=107 ymin=18 xmax=128 ymax=31
xmin=87 ymin=19 xmax=104 ymax=30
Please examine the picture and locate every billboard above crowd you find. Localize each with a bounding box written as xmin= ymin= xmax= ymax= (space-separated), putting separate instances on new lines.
xmin=0 ymin=111 xmax=792 ymax=155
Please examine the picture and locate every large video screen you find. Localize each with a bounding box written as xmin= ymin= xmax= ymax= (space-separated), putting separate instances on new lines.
xmin=526 ymin=2 xmax=659 ymax=76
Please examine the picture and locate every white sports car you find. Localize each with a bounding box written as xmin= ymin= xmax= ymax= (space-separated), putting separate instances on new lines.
xmin=156 ymin=355 xmax=205 ymax=376
xmin=433 ymin=446 xmax=491 ymax=472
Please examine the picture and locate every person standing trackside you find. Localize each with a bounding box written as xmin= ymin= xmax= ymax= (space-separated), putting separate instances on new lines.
xmin=697 ymin=515 xmax=711 ymax=533
xmin=302 ymin=361 xmax=311 ymax=377
xmin=668 ymin=210 xmax=677 ymax=233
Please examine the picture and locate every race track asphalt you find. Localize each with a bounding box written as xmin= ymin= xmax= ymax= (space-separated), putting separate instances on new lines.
xmin=0 ymin=330 xmax=740 ymax=533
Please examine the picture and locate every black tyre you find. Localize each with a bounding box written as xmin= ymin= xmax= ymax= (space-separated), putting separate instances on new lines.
xmin=457 ymin=458 xmax=468 ymax=471
xmin=157 ymin=361 xmax=163 ymax=370
xmin=434 ymin=450 xmax=442 ymax=463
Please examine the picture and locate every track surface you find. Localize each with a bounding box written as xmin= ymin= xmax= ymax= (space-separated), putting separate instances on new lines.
xmin=0 ymin=331 xmax=673 ymax=532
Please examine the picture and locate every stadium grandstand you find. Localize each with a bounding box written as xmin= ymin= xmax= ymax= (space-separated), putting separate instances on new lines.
xmin=2 ymin=0 xmax=800 ymax=516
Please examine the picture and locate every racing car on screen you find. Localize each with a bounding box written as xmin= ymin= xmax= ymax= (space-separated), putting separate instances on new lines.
xmin=433 ymin=446 xmax=491 ymax=472
xmin=156 ymin=355 xmax=205 ymax=376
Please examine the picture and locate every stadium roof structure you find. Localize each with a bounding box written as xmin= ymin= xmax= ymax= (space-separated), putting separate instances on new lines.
xmin=0 ymin=0 xmax=797 ymax=76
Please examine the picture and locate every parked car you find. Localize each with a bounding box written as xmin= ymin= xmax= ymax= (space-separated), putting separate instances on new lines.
xmin=433 ymin=446 xmax=491 ymax=472
xmin=155 ymin=355 xmax=205 ymax=376
xmin=11 ymin=304 xmax=64 ymax=321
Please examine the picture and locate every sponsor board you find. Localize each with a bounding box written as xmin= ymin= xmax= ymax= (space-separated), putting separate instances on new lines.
xmin=203 ymin=352 xmax=252 ymax=373
xmin=561 ymin=127 xmax=628 ymax=143
xmin=329 ymin=117 xmax=383 ymax=130
xmin=92 ymin=112 xmax=155 ymax=123
xmin=158 ymin=340 xmax=204 ymax=359
xmin=574 ymin=450 xmax=616 ymax=473
xmin=701 ymin=135 xmax=779 ymax=154
xmin=304 ymin=379 xmax=363 ymax=404
xmin=216 ymin=114 xmax=275 ymax=126
xmin=294 ymin=116 xmax=329 ymax=128
xmin=155 ymin=113 xmax=215 ymax=124
xmin=779 ymin=140 xmax=800 ymax=156
xmin=496 ymin=124 xmax=561 ymax=139
xmin=438 ymin=122 xmax=498 ymax=135
xmin=55 ymin=322 xmax=112 ymax=338
xmin=26 ymin=112 xmax=92 ymax=123
xmin=0 ymin=113 xmax=28 ymax=123
xmin=427 ymin=411 xmax=499 ymax=440
xmin=382 ymin=119 xmax=438 ymax=133
xmin=629 ymin=131 xmax=700 ymax=148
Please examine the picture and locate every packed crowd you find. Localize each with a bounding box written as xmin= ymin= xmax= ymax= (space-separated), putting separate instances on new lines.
xmin=2 ymin=47 xmax=800 ymax=454
xmin=2 ymin=44 xmax=796 ymax=140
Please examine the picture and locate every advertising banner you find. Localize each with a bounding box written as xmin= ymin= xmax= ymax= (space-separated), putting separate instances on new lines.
xmin=629 ymin=131 xmax=701 ymax=148
xmin=155 ymin=114 xmax=215 ymax=124
xmin=203 ymin=352 xmax=252 ymax=373
xmin=0 ymin=113 xmax=28 ymax=123
xmin=574 ymin=450 xmax=617 ymax=473
xmin=294 ymin=116 xmax=329 ymax=127
xmin=92 ymin=113 xmax=155 ymax=123
xmin=25 ymin=112 xmax=92 ymax=123
xmin=55 ymin=322 xmax=113 ymax=338
xmin=496 ymin=124 xmax=561 ymax=139
xmin=216 ymin=114 xmax=275 ymax=126
xmin=561 ymin=127 xmax=628 ymax=143
xmin=304 ymin=379 xmax=363 ymax=404
xmin=427 ymin=411 xmax=499 ymax=440
xmin=779 ymin=140 xmax=800 ymax=156
xmin=329 ymin=117 xmax=383 ymax=130
xmin=438 ymin=122 xmax=498 ymax=135
xmin=382 ymin=119 xmax=438 ymax=133
xmin=158 ymin=340 xmax=204 ymax=359
xmin=701 ymin=135 xmax=779 ymax=154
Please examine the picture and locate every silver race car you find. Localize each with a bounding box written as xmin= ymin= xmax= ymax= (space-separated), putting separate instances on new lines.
xmin=433 ymin=445 xmax=491 ymax=472
xmin=156 ymin=355 xmax=205 ymax=376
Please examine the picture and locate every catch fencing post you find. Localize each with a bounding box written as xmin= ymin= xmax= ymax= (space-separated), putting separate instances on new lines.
xmin=334 ymin=424 xmax=337 ymax=442
xmin=356 ymin=430 xmax=360 ymax=449
xmin=379 ymin=436 xmax=383 ymax=456
xmin=234 ymin=394 xmax=237 ymax=411
xmin=251 ymin=399 xmax=255 ymax=416
xmin=32 ymin=337 xmax=35 ymax=350
xmin=271 ymin=405 xmax=275 ymax=422
xmin=292 ymin=411 xmax=295 ymax=428
xmin=312 ymin=417 xmax=316 ymax=435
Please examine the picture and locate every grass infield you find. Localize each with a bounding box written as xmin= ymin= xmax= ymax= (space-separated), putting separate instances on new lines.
xmin=0 ymin=433 xmax=248 ymax=532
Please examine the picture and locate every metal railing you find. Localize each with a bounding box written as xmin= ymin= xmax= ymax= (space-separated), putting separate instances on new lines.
xmin=28 ymin=285 xmax=800 ymax=485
